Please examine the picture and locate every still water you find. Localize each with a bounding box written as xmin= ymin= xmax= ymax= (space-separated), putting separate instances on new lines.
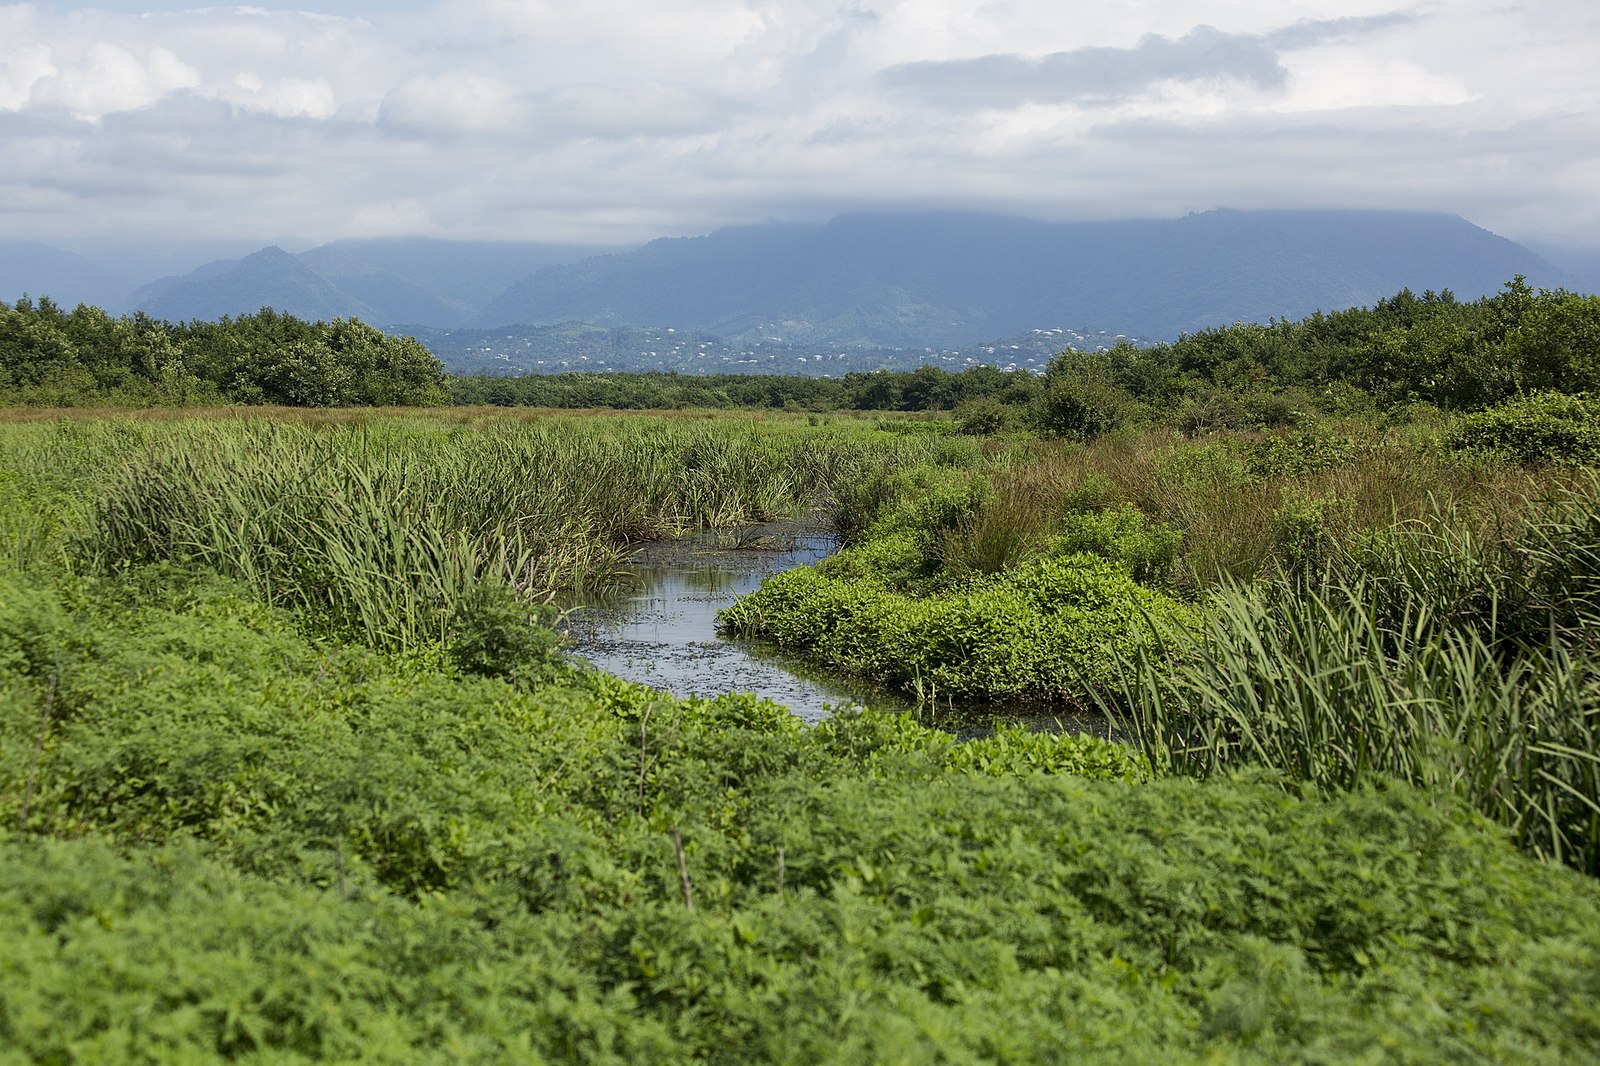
xmin=561 ymin=517 xmax=1113 ymax=738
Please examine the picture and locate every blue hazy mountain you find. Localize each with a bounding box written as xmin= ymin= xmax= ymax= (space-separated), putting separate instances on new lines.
xmin=475 ymin=209 xmax=1570 ymax=343
xmin=0 ymin=242 xmax=135 ymax=311
xmin=122 ymin=239 xmax=617 ymax=325
xmin=6 ymin=212 xmax=1580 ymax=349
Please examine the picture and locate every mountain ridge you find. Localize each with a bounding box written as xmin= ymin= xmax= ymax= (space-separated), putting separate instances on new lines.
xmin=2 ymin=210 xmax=1581 ymax=348
xmin=474 ymin=209 xmax=1570 ymax=343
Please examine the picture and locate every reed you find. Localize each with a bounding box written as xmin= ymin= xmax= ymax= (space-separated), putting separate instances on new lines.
xmin=1094 ymin=485 xmax=1600 ymax=873
xmin=14 ymin=413 xmax=949 ymax=649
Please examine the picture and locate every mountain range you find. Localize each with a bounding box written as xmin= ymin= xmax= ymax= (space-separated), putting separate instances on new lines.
xmin=477 ymin=209 xmax=1571 ymax=345
xmin=2 ymin=210 xmax=1587 ymax=363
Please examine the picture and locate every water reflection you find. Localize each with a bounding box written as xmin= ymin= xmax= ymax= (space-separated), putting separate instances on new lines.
xmin=561 ymin=517 xmax=1115 ymax=737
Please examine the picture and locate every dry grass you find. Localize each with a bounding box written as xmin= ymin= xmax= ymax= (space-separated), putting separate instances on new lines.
xmin=970 ymin=428 xmax=1582 ymax=589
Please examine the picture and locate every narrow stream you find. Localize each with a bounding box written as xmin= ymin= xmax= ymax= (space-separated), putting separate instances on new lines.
xmin=561 ymin=516 xmax=1115 ymax=739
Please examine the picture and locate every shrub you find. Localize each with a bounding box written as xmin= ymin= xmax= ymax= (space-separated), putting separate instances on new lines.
xmin=1032 ymin=363 xmax=1137 ymax=441
xmin=953 ymin=397 xmax=1014 ymax=435
xmin=1050 ymin=504 xmax=1182 ymax=587
xmin=1445 ymin=392 xmax=1600 ymax=466
xmin=721 ymin=551 xmax=1196 ymax=702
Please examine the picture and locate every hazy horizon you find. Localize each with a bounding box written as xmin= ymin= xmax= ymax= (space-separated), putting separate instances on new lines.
xmin=3 ymin=1 xmax=1598 ymax=254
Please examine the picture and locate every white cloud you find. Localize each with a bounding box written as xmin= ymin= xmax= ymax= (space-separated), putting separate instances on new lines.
xmin=0 ymin=0 xmax=1597 ymax=247
xmin=349 ymin=196 xmax=431 ymax=234
xmin=0 ymin=41 xmax=56 ymax=110
xmin=378 ymin=73 xmax=522 ymax=134
xmin=19 ymin=42 xmax=199 ymax=120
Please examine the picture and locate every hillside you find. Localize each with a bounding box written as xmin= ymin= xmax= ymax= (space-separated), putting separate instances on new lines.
xmin=477 ymin=209 xmax=1569 ymax=343
xmin=121 ymin=239 xmax=615 ymax=326
xmin=0 ymin=242 xmax=134 ymax=311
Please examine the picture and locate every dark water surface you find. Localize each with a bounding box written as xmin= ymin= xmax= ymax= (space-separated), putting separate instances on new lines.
xmin=561 ymin=516 xmax=1115 ymax=738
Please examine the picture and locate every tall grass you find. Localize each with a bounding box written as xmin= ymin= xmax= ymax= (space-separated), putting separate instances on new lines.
xmin=1094 ymin=478 xmax=1600 ymax=874
xmin=0 ymin=412 xmax=975 ymax=649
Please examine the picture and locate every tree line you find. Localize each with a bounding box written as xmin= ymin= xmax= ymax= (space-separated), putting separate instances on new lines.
xmin=4 ymin=280 xmax=1595 ymax=422
xmin=0 ymin=297 xmax=449 ymax=407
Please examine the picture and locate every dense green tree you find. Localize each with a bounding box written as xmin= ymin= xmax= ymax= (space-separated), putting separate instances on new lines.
xmin=0 ymin=301 xmax=447 ymax=408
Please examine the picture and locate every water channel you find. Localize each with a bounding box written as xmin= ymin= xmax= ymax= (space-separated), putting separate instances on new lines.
xmin=561 ymin=515 xmax=1115 ymax=739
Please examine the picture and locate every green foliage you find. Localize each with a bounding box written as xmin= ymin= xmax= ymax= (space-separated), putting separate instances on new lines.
xmin=1033 ymin=355 xmax=1138 ymax=440
xmin=1093 ymin=485 xmax=1600 ymax=875
xmin=68 ymin=417 xmax=907 ymax=649
xmin=449 ymin=364 xmax=1044 ymax=415
xmin=4 ymin=409 xmax=1600 ymax=1059
xmin=1270 ymin=490 xmax=1350 ymax=576
xmin=0 ymin=301 xmax=447 ymax=408
xmin=1049 ymin=504 xmax=1183 ymax=587
xmin=1445 ymin=391 xmax=1600 ymax=467
xmin=1236 ymin=429 xmax=1368 ymax=478
xmin=721 ymin=551 xmax=1195 ymax=702
xmin=953 ymin=396 xmax=1013 ymax=435
xmin=446 ymin=582 xmax=566 ymax=681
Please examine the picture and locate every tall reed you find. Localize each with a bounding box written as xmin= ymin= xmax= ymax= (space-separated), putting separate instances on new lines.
xmin=1094 ymin=483 xmax=1600 ymax=874
xmin=66 ymin=414 xmax=946 ymax=649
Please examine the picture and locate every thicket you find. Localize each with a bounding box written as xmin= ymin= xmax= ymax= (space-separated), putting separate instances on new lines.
xmin=715 ymin=414 xmax=1600 ymax=877
xmin=448 ymin=363 xmax=1040 ymax=413
xmin=1 ymin=413 xmax=976 ymax=653
xmin=1091 ymin=475 xmax=1600 ymax=875
xmin=1024 ymin=278 xmax=1600 ymax=438
xmin=0 ymin=298 xmax=448 ymax=407
xmin=448 ymin=281 xmax=1600 ymax=437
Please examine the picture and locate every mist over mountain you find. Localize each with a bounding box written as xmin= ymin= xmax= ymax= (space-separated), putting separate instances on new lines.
xmin=121 ymin=239 xmax=617 ymax=326
xmin=1527 ymin=242 xmax=1600 ymax=297
xmin=476 ymin=210 xmax=1571 ymax=344
xmin=2 ymin=211 xmax=1581 ymax=356
xmin=0 ymin=243 xmax=134 ymax=311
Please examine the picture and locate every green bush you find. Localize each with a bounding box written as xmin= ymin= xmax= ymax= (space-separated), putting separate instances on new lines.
xmin=721 ymin=551 xmax=1195 ymax=702
xmin=1445 ymin=392 xmax=1600 ymax=466
xmin=1032 ymin=361 xmax=1137 ymax=441
xmin=953 ymin=396 xmax=1014 ymax=435
xmin=1049 ymin=504 xmax=1183 ymax=587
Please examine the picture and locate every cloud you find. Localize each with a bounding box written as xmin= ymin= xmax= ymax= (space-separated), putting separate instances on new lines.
xmin=13 ymin=42 xmax=198 ymax=120
xmin=878 ymin=15 xmax=1418 ymax=110
xmin=378 ymin=73 xmax=522 ymax=135
xmin=220 ymin=74 xmax=339 ymax=120
xmin=0 ymin=1 xmax=1598 ymax=250
xmin=0 ymin=42 xmax=56 ymax=111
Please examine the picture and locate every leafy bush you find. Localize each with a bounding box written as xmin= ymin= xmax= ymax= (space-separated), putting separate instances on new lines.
xmin=1445 ymin=392 xmax=1600 ymax=466
xmin=953 ymin=396 xmax=1013 ymax=435
xmin=721 ymin=551 xmax=1196 ymax=702
xmin=1049 ymin=504 xmax=1182 ymax=587
xmin=1033 ymin=360 xmax=1138 ymax=440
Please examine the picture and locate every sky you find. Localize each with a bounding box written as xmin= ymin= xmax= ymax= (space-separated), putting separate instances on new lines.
xmin=2 ymin=0 xmax=1598 ymax=252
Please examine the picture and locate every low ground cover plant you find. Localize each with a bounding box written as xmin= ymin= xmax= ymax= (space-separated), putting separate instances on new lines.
xmin=5 ymin=571 xmax=1599 ymax=1062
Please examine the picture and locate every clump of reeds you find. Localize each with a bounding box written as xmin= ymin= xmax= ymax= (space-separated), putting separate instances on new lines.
xmin=71 ymin=415 xmax=950 ymax=649
xmin=1095 ymin=475 xmax=1600 ymax=874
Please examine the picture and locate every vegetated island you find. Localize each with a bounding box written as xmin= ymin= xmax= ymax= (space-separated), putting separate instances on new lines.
xmin=2 ymin=278 xmax=1599 ymax=1061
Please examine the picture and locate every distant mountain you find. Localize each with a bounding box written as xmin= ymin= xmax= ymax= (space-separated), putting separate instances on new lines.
xmin=299 ymin=239 xmax=616 ymax=316
xmin=476 ymin=210 xmax=1569 ymax=343
xmin=9 ymin=211 xmax=1578 ymax=350
xmin=128 ymin=247 xmax=374 ymax=324
xmin=1525 ymin=242 xmax=1600 ymax=297
xmin=125 ymin=239 xmax=618 ymax=326
xmin=0 ymin=243 xmax=134 ymax=310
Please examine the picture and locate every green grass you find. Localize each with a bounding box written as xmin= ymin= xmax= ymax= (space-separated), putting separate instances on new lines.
xmin=0 ymin=411 xmax=985 ymax=651
xmin=1088 ymin=479 xmax=1600 ymax=874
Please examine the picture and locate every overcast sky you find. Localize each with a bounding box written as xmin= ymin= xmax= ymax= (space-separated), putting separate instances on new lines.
xmin=3 ymin=0 xmax=1598 ymax=251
